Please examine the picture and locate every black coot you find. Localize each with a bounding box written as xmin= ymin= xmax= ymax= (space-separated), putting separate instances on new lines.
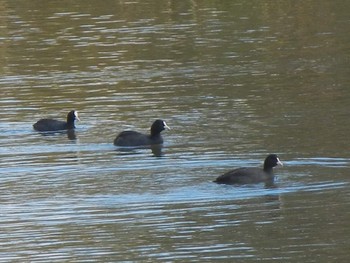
xmin=33 ymin=110 xmax=80 ymax=132
xmin=114 ymin=119 xmax=170 ymax=146
xmin=214 ymin=154 xmax=283 ymax=184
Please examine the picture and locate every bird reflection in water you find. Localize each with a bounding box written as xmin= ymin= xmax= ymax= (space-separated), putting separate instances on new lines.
xmin=36 ymin=129 xmax=77 ymax=141
xmin=114 ymin=144 xmax=164 ymax=157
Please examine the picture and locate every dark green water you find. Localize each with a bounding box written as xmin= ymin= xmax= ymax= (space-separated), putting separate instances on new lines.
xmin=0 ymin=0 xmax=349 ymax=262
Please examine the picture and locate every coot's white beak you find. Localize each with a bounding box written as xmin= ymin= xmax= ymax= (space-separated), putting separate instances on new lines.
xmin=163 ymin=121 xmax=170 ymax=130
xmin=277 ymin=158 xmax=283 ymax=166
xmin=74 ymin=111 xmax=81 ymax=122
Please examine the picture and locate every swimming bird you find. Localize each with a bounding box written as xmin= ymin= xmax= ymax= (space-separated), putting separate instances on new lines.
xmin=114 ymin=119 xmax=170 ymax=146
xmin=33 ymin=110 xmax=80 ymax=132
xmin=214 ymin=154 xmax=283 ymax=184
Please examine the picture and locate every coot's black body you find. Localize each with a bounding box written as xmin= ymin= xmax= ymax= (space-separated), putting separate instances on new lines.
xmin=33 ymin=110 xmax=80 ymax=132
xmin=114 ymin=119 xmax=170 ymax=147
xmin=214 ymin=154 xmax=283 ymax=185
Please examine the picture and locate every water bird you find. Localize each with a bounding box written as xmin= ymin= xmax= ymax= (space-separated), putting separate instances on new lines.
xmin=214 ymin=154 xmax=283 ymax=185
xmin=33 ymin=110 xmax=80 ymax=132
xmin=114 ymin=119 xmax=170 ymax=147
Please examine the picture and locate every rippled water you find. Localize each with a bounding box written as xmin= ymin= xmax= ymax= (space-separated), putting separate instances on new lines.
xmin=1 ymin=0 xmax=350 ymax=262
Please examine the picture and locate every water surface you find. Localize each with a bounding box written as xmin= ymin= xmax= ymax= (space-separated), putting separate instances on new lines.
xmin=1 ymin=0 xmax=350 ymax=262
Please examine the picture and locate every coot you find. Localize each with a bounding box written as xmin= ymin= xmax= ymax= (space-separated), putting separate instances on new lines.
xmin=33 ymin=110 xmax=80 ymax=132
xmin=114 ymin=119 xmax=170 ymax=146
xmin=214 ymin=154 xmax=283 ymax=184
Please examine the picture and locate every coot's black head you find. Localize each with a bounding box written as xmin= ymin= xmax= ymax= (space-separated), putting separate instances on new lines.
xmin=263 ymin=154 xmax=283 ymax=172
xmin=150 ymin=119 xmax=170 ymax=136
xmin=67 ymin=110 xmax=80 ymax=123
